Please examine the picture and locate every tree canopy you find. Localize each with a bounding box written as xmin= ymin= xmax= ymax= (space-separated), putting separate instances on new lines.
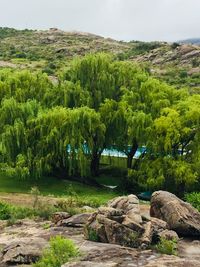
xmin=0 ymin=53 xmax=200 ymax=194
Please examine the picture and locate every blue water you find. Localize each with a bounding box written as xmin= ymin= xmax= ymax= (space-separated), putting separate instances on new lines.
xmin=102 ymin=147 xmax=146 ymax=159
xmin=67 ymin=144 xmax=146 ymax=159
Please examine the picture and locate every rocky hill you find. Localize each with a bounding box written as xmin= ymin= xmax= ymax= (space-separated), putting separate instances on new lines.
xmin=179 ymin=38 xmax=200 ymax=45
xmin=0 ymin=27 xmax=199 ymax=93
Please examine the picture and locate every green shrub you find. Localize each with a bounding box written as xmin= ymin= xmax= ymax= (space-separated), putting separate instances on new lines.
xmin=33 ymin=236 xmax=79 ymax=267
xmin=0 ymin=202 xmax=12 ymax=220
xmin=35 ymin=204 xmax=56 ymax=220
xmin=86 ymin=227 xmax=99 ymax=242
xmin=156 ymin=237 xmax=178 ymax=255
xmin=185 ymin=192 xmax=200 ymax=211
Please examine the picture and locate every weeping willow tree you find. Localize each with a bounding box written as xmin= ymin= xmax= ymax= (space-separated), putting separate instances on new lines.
xmin=1 ymin=103 xmax=105 ymax=179
xmin=43 ymin=81 xmax=92 ymax=108
xmin=0 ymin=99 xmax=41 ymax=179
xmin=128 ymin=95 xmax=200 ymax=194
xmin=0 ymin=69 xmax=53 ymax=103
xmin=68 ymin=107 xmax=105 ymax=177
xmin=0 ymin=53 xmax=200 ymax=194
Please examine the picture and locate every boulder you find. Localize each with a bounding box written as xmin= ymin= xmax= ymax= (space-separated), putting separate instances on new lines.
xmin=58 ymin=213 xmax=91 ymax=227
xmin=84 ymin=208 xmax=140 ymax=248
xmin=158 ymin=229 xmax=179 ymax=241
xmin=150 ymin=191 xmax=200 ymax=236
xmin=108 ymin=194 xmax=142 ymax=224
xmin=0 ymin=239 xmax=47 ymax=265
xmin=52 ymin=212 xmax=71 ymax=224
xmin=84 ymin=195 xmax=170 ymax=248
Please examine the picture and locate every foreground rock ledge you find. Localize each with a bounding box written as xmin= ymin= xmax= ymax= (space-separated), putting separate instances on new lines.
xmin=150 ymin=191 xmax=200 ymax=236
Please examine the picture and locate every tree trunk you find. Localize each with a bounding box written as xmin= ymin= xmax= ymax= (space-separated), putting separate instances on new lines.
xmin=90 ymin=153 xmax=100 ymax=176
xmin=127 ymin=154 xmax=133 ymax=169
xmin=127 ymin=141 xmax=138 ymax=169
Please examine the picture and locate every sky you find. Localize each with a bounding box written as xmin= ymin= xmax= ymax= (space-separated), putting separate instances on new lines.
xmin=0 ymin=0 xmax=199 ymax=42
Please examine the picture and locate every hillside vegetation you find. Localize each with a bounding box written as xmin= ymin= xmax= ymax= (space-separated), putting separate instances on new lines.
xmin=0 ymin=27 xmax=199 ymax=94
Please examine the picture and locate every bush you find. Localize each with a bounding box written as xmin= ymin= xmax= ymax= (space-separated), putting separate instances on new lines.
xmin=85 ymin=227 xmax=99 ymax=242
xmin=35 ymin=204 xmax=56 ymax=220
xmin=185 ymin=192 xmax=200 ymax=211
xmin=33 ymin=236 xmax=79 ymax=267
xmin=0 ymin=202 xmax=12 ymax=220
xmin=156 ymin=237 xmax=178 ymax=255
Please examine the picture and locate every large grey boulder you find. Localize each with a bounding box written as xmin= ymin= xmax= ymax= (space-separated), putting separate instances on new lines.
xmin=0 ymin=239 xmax=47 ymax=265
xmin=150 ymin=191 xmax=200 ymax=236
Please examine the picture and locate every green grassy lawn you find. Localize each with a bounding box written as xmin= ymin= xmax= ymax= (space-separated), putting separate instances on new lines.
xmin=0 ymin=172 xmax=119 ymax=205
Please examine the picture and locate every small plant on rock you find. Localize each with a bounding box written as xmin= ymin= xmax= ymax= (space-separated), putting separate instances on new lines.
xmin=156 ymin=237 xmax=178 ymax=256
xmin=33 ymin=236 xmax=79 ymax=267
xmin=86 ymin=227 xmax=99 ymax=242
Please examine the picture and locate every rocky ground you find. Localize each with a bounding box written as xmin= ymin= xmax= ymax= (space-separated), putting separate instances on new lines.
xmin=1 ymin=219 xmax=200 ymax=267
xmin=0 ymin=192 xmax=200 ymax=267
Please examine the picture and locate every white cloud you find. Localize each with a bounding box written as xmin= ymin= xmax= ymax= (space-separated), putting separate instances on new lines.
xmin=0 ymin=0 xmax=199 ymax=41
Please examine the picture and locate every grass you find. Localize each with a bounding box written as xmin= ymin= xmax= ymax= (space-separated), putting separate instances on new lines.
xmin=0 ymin=172 xmax=118 ymax=206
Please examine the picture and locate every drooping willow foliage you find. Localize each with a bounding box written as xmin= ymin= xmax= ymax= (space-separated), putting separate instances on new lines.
xmin=0 ymin=53 xmax=200 ymax=193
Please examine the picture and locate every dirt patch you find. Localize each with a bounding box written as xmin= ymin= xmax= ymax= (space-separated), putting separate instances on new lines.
xmin=0 ymin=193 xmax=58 ymax=207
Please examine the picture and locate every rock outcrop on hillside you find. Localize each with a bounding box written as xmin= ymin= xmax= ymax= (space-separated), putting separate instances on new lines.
xmin=150 ymin=191 xmax=200 ymax=236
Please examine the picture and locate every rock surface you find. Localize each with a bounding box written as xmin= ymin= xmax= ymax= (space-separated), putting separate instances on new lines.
xmin=108 ymin=194 xmax=142 ymax=224
xmin=84 ymin=195 xmax=174 ymax=248
xmin=1 ymin=193 xmax=200 ymax=267
xmin=150 ymin=191 xmax=200 ymax=236
xmin=144 ymin=256 xmax=200 ymax=267
xmin=58 ymin=213 xmax=91 ymax=227
xmin=0 ymin=216 xmax=199 ymax=267
xmin=52 ymin=212 xmax=71 ymax=224
xmin=1 ymin=239 xmax=46 ymax=265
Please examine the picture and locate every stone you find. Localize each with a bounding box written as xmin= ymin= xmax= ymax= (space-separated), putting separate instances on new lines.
xmin=122 ymin=216 xmax=144 ymax=233
xmin=85 ymin=208 xmax=140 ymax=247
xmin=158 ymin=229 xmax=179 ymax=241
xmin=108 ymin=194 xmax=142 ymax=224
xmin=62 ymin=261 xmax=117 ymax=267
xmin=52 ymin=212 xmax=71 ymax=224
xmin=150 ymin=191 xmax=200 ymax=236
xmin=139 ymin=221 xmax=152 ymax=248
xmin=0 ymin=239 xmax=47 ymax=265
xmin=144 ymin=256 xmax=200 ymax=267
xmin=102 ymin=217 xmax=139 ymax=247
xmin=85 ymin=194 xmax=172 ymax=249
xmin=98 ymin=207 xmax=125 ymax=223
xmin=139 ymin=217 xmax=169 ymax=247
xmin=58 ymin=213 xmax=91 ymax=227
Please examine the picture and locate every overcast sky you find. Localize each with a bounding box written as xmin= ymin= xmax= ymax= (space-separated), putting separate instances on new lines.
xmin=0 ymin=0 xmax=199 ymax=41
